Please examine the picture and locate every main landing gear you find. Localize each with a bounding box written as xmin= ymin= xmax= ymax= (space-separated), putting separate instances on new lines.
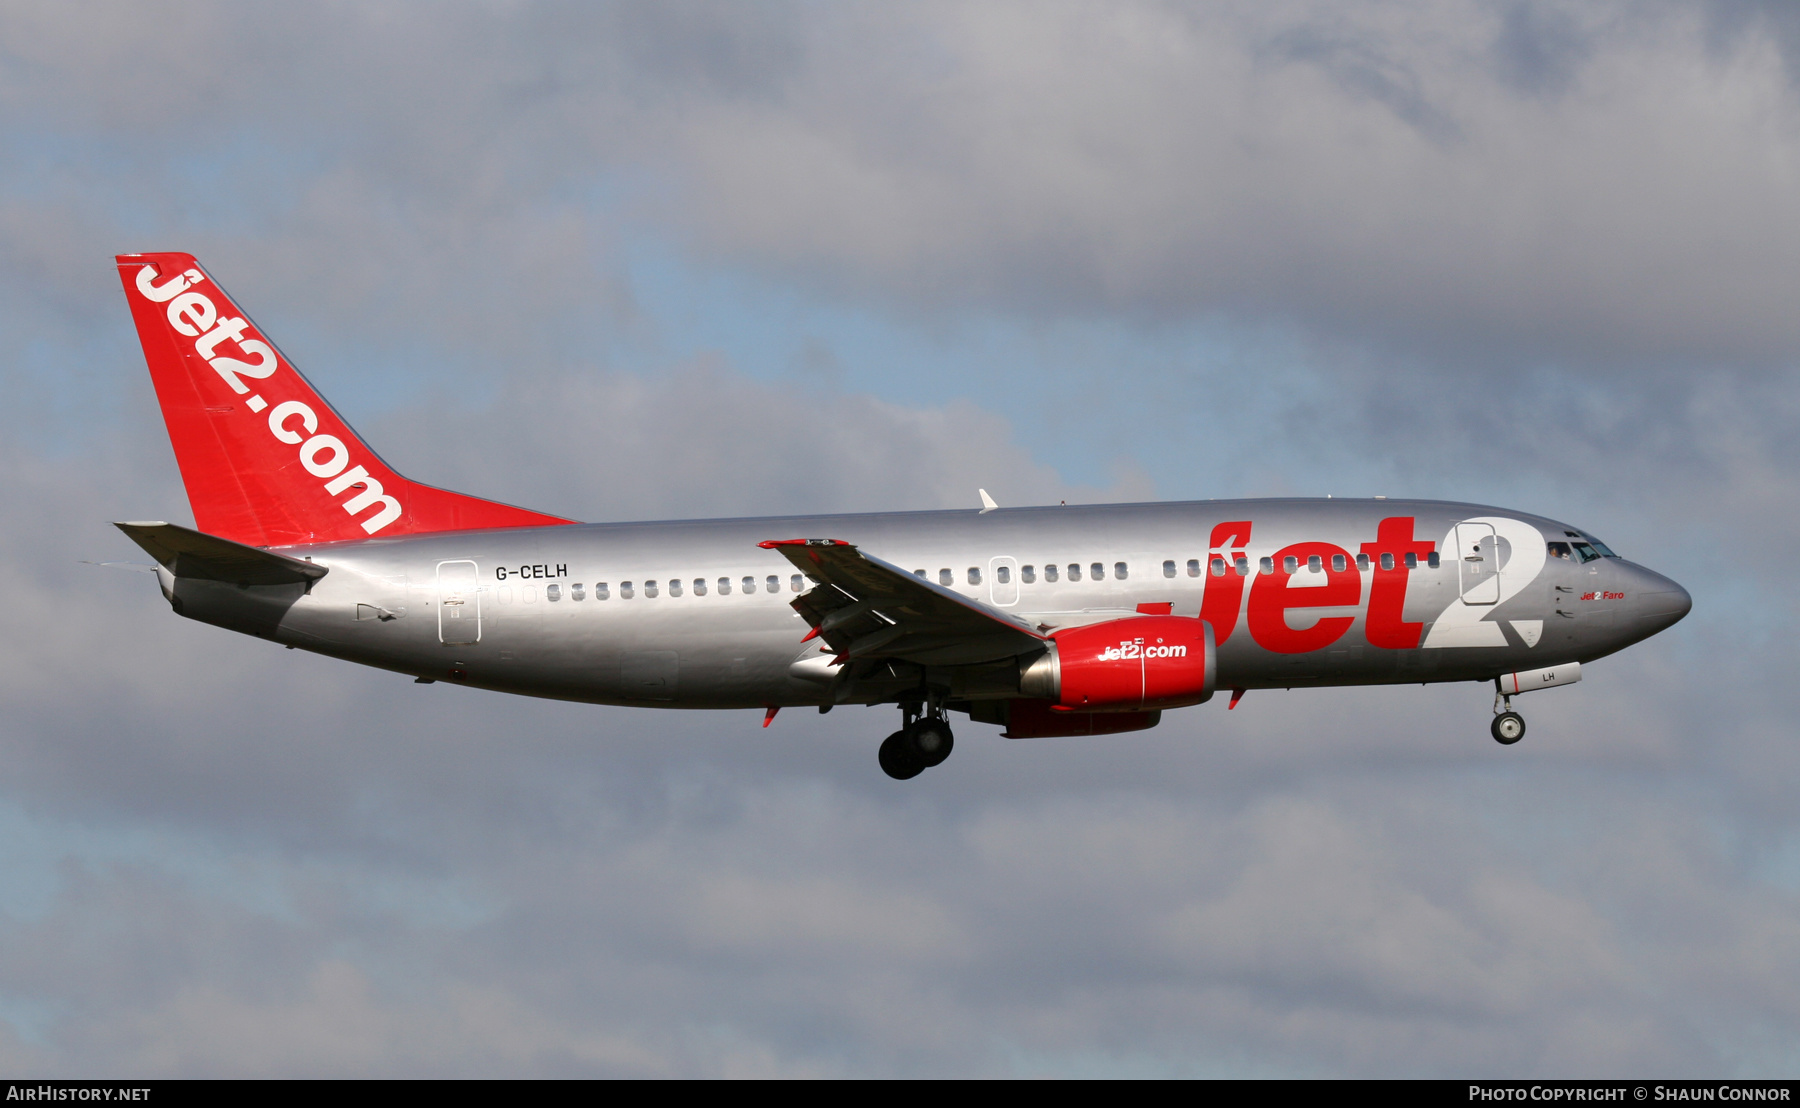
xmin=878 ymin=700 xmax=955 ymax=780
xmin=1491 ymin=689 xmax=1526 ymax=745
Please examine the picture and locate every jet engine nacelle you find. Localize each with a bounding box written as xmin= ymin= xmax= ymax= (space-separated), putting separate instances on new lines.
xmin=1018 ymin=615 xmax=1216 ymax=711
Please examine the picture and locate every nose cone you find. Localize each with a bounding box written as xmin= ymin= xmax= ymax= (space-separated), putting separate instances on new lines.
xmin=1628 ymin=564 xmax=1692 ymax=638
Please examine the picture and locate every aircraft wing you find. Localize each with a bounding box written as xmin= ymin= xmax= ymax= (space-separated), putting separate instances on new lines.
xmin=760 ymin=539 xmax=1046 ymax=666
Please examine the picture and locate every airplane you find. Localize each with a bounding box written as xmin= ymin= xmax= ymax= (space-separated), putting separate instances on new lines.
xmin=108 ymin=252 xmax=1692 ymax=779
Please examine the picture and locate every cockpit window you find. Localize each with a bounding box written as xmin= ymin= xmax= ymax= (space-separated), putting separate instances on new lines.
xmin=1570 ymin=541 xmax=1601 ymax=563
xmin=1584 ymin=536 xmax=1618 ymax=558
xmin=1547 ymin=541 xmax=1572 ymax=561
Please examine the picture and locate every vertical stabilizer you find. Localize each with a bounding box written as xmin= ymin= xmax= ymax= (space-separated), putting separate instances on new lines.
xmin=116 ymin=252 xmax=574 ymax=546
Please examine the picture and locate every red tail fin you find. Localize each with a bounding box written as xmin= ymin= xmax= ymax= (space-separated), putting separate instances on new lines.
xmin=116 ymin=252 xmax=574 ymax=546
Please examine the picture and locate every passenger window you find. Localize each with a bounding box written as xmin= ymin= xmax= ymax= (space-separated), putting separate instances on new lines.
xmin=1067 ymin=564 xmax=1081 ymax=582
xmin=1308 ymin=555 xmax=1322 ymax=573
xmin=1044 ymin=564 xmax=1059 ymax=583
xmin=595 ymin=583 xmax=610 ymax=600
xmin=1234 ymin=555 xmax=1249 ymax=576
xmin=1259 ymin=557 xmax=1274 ymax=575
xmin=1114 ymin=562 xmax=1128 ymax=580
xmin=939 ymin=569 xmax=953 ymax=586
xmin=1355 ymin=553 xmax=1370 ymax=572
xmin=670 ymin=579 xmax=683 ymax=597
xmin=1187 ymin=558 xmax=1201 ymax=578
xmin=766 ymin=575 xmax=779 ymax=593
xmin=1404 ymin=552 xmax=1418 ymax=569
xmin=1546 ymin=541 xmax=1573 ymax=561
xmin=967 ymin=567 xmax=981 ymax=586
xmin=1283 ymin=556 xmax=1298 ymax=574
xmin=1427 ymin=552 xmax=1440 ymax=569
xmin=914 ymin=569 xmax=927 ymax=578
xmin=499 ymin=586 xmax=514 ymax=604
xmin=1022 ymin=565 xmax=1036 ymax=583
xmin=693 ymin=578 xmax=707 ymax=596
xmin=1163 ymin=559 xmax=1176 ymax=579
xmin=997 ymin=565 xmax=1011 ymax=584
xmin=1380 ymin=553 xmax=1395 ymax=570
xmin=571 ymin=583 xmax=586 ymax=601
xmin=1331 ymin=554 xmax=1346 ymax=572
xmin=1210 ymin=556 xmax=1226 ymax=577
xmin=742 ymin=576 xmax=756 ymax=595
xmin=718 ymin=577 xmax=731 ymax=595
xmin=547 ymin=583 xmax=562 ymax=601
xmin=523 ymin=585 xmax=537 ymax=603
xmin=620 ymin=582 xmax=634 ymax=599
xmin=1089 ymin=562 xmax=1103 ymax=581
xmin=791 ymin=574 xmax=804 ymax=592
xmin=645 ymin=580 xmax=659 ymax=598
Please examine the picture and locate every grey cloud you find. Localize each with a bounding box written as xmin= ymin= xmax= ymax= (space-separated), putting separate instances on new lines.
xmin=7 ymin=747 xmax=1788 ymax=1075
xmin=1489 ymin=1 xmax=1598 ymax=97
xmin=11 ymin=2 xmax=1800 ymax=376
xmin=1703 ymin=0 xmax=1800 ymax=84
xmin=1264 ymin=23 xmax=1464 ymax=143
xmin=628 ymin=1 xmax=1800 ymax=367
xmin=359 ymin=357 xmax=1151 ymax=522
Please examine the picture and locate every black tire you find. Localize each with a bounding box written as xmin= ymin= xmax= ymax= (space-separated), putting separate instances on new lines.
xmin=1491 ymin=711 xmax=1526 ymax=745
xmin=879 ymin=730 xmax=926 ymax=779
xmin=911 ymin=720 xmax=955 ymax=768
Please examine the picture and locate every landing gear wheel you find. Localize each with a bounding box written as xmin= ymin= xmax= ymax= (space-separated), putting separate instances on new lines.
xmin=1491 ymin=711 xmax=1525 ymax=745
xmin=911 ymin=720 xmax=955 ymax=767
xmin=879 ymin=730 xmax=926 ymax=780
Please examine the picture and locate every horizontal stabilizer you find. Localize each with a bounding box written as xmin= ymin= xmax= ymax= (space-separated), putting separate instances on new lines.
xmin=114 ymin=521 xmax=329 ymax=587
xmin=80 ymin=560 xmax=159 ymax=574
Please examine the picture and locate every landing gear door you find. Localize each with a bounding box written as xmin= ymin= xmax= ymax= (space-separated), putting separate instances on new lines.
xmin=437 ymin=560 xmax=481 ymax=644
xmin=1455 ymin=523 xmax=1500 ymax=605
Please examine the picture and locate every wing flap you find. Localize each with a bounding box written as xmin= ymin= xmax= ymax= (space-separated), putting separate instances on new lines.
xmin=761 ymin=538 xmax=1044 ymax=665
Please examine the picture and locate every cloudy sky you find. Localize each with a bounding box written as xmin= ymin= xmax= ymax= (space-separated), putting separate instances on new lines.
xmin=1 ymin=0 xmax=1797 ymax=1076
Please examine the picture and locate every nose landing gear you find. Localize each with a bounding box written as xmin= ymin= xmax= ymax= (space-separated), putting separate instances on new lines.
xmin=878 ymin=700 xmax=955 ymax=780
xmin=1491 ymin=689 xmax=1526 ymax=745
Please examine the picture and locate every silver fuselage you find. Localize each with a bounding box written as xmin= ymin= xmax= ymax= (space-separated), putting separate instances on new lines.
xmin=153 ymin=498 xmax=1691 ymax=712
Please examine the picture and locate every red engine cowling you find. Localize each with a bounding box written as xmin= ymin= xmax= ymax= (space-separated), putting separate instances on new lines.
xmin=1018 ymin=615 xmax=1216 ymax=711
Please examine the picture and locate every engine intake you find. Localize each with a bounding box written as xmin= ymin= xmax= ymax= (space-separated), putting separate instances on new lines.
xmin=1019 ymin=615 xmax=1216 ymax=711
